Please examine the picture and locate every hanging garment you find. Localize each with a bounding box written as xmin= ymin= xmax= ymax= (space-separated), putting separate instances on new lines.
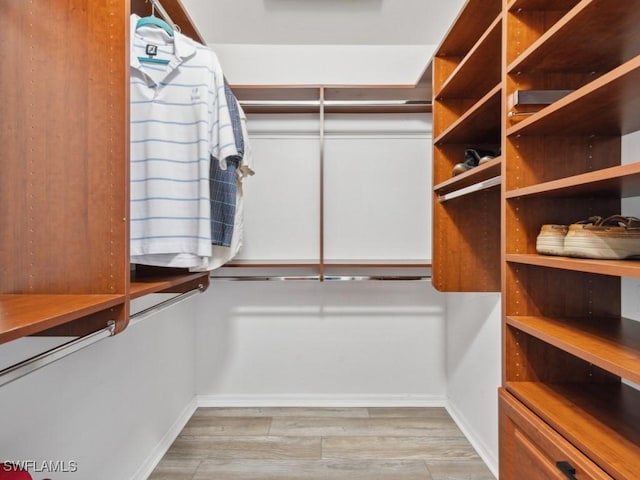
xmin=210 ymin=81 xmax=245 ymax=247
xmin=210 ymin=156 xmax=239 ymax=247
xmin=129 ymin=14 xmax=238 ymax=268
xmin=193 ymin=103 xmax=254 ymax=271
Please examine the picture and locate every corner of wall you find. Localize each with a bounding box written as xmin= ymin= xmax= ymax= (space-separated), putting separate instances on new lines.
xmin=444 ymin=292 xmax=501 ymax=478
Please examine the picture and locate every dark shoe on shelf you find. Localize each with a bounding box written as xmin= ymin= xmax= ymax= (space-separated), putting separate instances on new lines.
xmin=452 ymin=148 xmax=499 ymax=176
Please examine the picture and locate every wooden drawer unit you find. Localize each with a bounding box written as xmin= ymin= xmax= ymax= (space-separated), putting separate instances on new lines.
xmin=499 ymin=388 xmax=612 ymax=480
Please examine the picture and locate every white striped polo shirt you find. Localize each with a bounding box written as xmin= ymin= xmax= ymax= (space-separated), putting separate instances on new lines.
xmin=129 ymin=15 xmax=238 ymax=268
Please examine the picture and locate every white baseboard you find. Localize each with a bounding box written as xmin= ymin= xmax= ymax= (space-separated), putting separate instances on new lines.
xmin=197 ymin=393 xmax=446 ymax=408
xmin=445 ymin=401 xmax=498 ymax=479
xmin=130 ymin=396 xmax=198 ymax=480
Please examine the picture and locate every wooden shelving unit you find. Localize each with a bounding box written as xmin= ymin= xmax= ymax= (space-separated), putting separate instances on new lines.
xmin=499 ymin=0 xmax=640 ymax=477
xmin=431 ymin=0 xmax=503 ymax=292
xmin=434 ymin=0 xmax=640 ymax=476
xmin=0 ymin=0 xmax=210 ymax=348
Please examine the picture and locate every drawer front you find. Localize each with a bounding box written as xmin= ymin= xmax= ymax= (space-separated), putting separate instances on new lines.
xmin=499 ymin=388 xmax=613 ymax=480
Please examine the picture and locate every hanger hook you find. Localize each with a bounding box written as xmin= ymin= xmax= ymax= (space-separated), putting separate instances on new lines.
xmin=145 ymin=0 xmax=156 ymax=17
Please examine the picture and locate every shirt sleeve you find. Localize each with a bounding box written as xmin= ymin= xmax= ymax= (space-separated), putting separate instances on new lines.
xmin=208 ymin=50 xmax=238 ymax=170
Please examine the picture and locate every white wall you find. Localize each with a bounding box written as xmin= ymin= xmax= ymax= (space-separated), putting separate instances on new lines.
xmin=445 ymin=293 xmax=501 ymax=477
xmin=195 ymin=279 xmax=447 ymax=405
xmin=622 ymin=130 xmax=640 ymax=321
xmin=621 ymin=130 xmax=640 ymax=397
xmin=211 ymin=44 xmax=434 ymax=85
xmin=237 ymin=113 xmax=432 ymax=263
xmin=197 ymin=112 xmax=443 ymax=409
xmin=0 ymin=295 xmax=199 ymax=480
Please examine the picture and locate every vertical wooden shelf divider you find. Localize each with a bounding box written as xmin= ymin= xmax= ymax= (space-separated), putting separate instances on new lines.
xmin=431 ymin=0 xmax=503 ymax=292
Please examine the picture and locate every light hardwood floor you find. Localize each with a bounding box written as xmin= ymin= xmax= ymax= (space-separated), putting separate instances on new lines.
xmin=149 ymin=407 xmax=496 ymax=480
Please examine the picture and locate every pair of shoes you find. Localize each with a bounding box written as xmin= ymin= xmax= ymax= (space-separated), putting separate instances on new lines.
xmin=535 ymin=224 xmax=569 ymax=256
xmin=536 ymin=215 xmax=640 ymax=259
xmin=535 ymin=217 xmax=600 ymax=255
xmin=452 ymin=148 xmax=498 ymax=176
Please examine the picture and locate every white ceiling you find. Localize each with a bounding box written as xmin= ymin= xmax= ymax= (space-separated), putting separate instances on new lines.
xmin=180 ymin=0 xmax=465 ymax=46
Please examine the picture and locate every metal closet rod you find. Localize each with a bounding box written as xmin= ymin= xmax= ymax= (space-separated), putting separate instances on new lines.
xmin=213 ymin=275 xmax=431 ymax=281
xmin=129 ymin=284 xmax=206 ymax=326
xmin=237 ymin=100 xmax=432 ymax=107
xmin=0 ymin=285 xmax=206 ymax=388
xmin=0 ymin=322 xmax=116 ymax=389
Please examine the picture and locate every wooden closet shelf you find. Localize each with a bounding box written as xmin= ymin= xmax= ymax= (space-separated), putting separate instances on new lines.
xmin=507 ymin=56 xmax=640 ymax=137
xmin=324 ymin=86 xmax=429 ymax=102
xmin=241 ymin=105 xmax=320 ymax=114
xmin=323 ymin=260 xmax=431 ymax=268
xmin=508 ymin=0 xmax=640 ymax=74
xmin=437 ymin=0 xmax=502 ymax=56
xmin=323 ymin=104 xmax=432 ymax=114
xmin=435 ymin=15 xmax=502 ymax=100
xmin=506 ymin=381 xmax=640 ymax=480
xmin=232 ymin=85 xmax=322 ymax=101
xmin=233 ymin=85 xmax=432 ymax=115
xmin=434 ymin=158 xmax=501 ymax=199
xmin=507 ymin=315 xmax=640 ymax=384
xmin=506 ymin=253 xmax=640 ymax=278
xmin=130 ymin=270 xmax=210 ymax=299
xmin=434 ymin=84 xmax=501 ymax=145
xmin=225 ymin=260 xmax=320 ymax=268
xmin=224 ymin=260 xmax=431 ymax=268
xmin=0 ymin=294 xmax=125 ymax=345
xmin=507 ymin=0 xmax=580 ymax=11
xmin=505 ymin=162 xmax=640 ymax=199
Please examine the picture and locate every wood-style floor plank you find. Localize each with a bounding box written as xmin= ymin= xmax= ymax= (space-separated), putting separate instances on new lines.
xmin=147 ymin=459 xmax=200 ymax=480
xmin=192 ymin=459 xmax=432 ymax=480
xmin=180 ymin=416 xmax=271 ymax=436
xmin=193 ymin=407 xmax=370 ymax=418
xmin=165 ymin=435 xmax=322 ymax=460
xmin=269 ymin=416 xmax=464 ymax=437
xmin=322 ymin=436 xmax=481 ymax=460
xmin=368 ymin=407 xmax=451 ymax=418
xmin=427 ymin=459 xmax=495 ymax=480
xmin=150 ymin=407 xmax=496 ymax=480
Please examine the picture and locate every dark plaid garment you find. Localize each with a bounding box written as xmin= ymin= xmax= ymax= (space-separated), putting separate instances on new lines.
xmin=210 ymin=157 xmax=239 ymax=247
xmin=210 ymin=81 xmax=244 ymax=247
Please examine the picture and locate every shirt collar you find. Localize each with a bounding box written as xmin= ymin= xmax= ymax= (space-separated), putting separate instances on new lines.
xmin=130 ymin=14 xmax=197 ymax=70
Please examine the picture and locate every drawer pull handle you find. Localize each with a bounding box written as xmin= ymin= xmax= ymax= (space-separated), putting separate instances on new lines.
xmin=556 ymin=461 xmax=577 ymax=479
